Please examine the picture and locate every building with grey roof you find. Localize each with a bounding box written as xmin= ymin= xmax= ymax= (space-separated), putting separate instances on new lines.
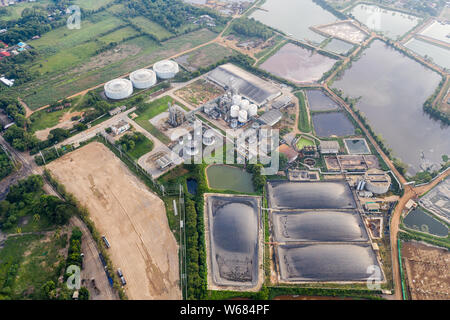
xmin=207 ymin=63 xmax=281 ymax=106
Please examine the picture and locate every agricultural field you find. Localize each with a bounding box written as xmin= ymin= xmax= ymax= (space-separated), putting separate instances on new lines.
xmin=128 ymin=16 xmax=174 ymax=41
xmin=74 ymin=0 xmax=116 ymax=11
xmin=46 ymin=142 xmax=181 ymax=299
xmin=174 ymin=43 xmax=236 ymax=72
xmin=174 ymin=79 xmax=224 ymax=107
xmin=0 ymin=0 xmax=52 ymax=21
xmin=18 ymin=28 xmax=217 ymax=109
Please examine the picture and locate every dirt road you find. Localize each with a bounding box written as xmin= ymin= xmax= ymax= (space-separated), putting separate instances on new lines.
xmin=390 ymin=169 xmax=449 ymax=300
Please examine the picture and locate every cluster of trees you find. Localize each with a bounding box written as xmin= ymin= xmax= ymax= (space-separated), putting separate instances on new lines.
xmin=0 ymin=175 xmax=75 ymax=230
xmin=118 ymin=0 xmax=227 ymax=34
xmin=3 ymin=124 xmax=38 ymax=151
xmin=0 ymin=49 xmax=39 ymax=85
xmin=231 ymin=17 xmax=274 ymax=41
xmin=247 ymin=164 xmax=267 ymax=192
xmin=116 ymin=132 xmax=145 ymax=152
xmin=0 ymin=148 xmax=14 ymax=180
xmin=0 ymin=97 xmax=27 ymax=128
xmin=183 ymin=164 xmax=208 ymax=299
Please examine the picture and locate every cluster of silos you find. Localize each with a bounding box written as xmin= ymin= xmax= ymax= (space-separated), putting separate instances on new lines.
xmin=153 ymin=60 xmax=179 ymax=79
xmin=229 ymin=95 xmax=258 ymax=126
xmin=104 ymin=78 xmax=134 ymax=100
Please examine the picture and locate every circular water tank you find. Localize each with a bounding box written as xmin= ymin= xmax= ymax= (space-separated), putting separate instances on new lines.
xmin=104 ymin=78 xmax=133 ymax=100
xmin=364 ymin=169 xmax=391 ymax=194
xmin=232 ymin=95 xmax=242 ymax=106
xmin=238 ymin=110 xmax=248 ymax=123
xmin=129 ymin=69 xmax=157 ymax=89
xmin=248 ymin=104 xmax=258 ymax=117
xmin=230 ymin=105 xmax=240 ymax=118
xmin=240 ymin=99 xmax=250 ymax=111
xmin=153 ymin=60 xmax=179 ymax=79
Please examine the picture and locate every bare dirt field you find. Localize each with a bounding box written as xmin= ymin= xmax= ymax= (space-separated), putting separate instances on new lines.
xmin=46 ymin=142 xmax=181 ymax=300
xmin=174 ymin=79 xmax=224 ymax=107
xmin=402 ymin=241 xmax=449 ymax=300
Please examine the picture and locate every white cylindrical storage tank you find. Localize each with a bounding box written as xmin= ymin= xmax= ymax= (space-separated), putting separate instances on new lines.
xmin=364 ymin=169 xmax=391 ymax=194
xmin=230 ymin=118 xmax=238 ymax=128
xmin=240 ymin=99 xmax=250 ymax=111
xmin=104 ymin=78 xmax=133 ymax=100
xmin=153 ymin=60 xmax=179 ymax=79
xmin=248 ymin=104 xmax=258 ymax=117
xmin=129 ymin=69 xmax=157 ymax=89
xmin=230 ymin=105 xmax=240 ymax=118
xmin=238 ymin=110 xmax=248 ymax=123
xmin=232 ymin=95 xmax=242 ymax=106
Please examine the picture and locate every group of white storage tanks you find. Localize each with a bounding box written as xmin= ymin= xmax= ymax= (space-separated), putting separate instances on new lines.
xmin=104 ymin=60 xmax=179 ymax=100
xmin=230 ymin=95 xmax=257 ymax=124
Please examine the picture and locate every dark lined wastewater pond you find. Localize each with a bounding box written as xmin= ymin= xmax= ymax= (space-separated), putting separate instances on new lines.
xmin=277 ymin=244 xmax=383 ymax=282
xmin=312 ymin=112 xmax=355 ymax=137
xmin=267 ymin=181 xmax=356 ymax=210
xmin=207 ymin=195 xmax=260 ymax=287
xmin=272 ymin=210 xmax=368 ymax=242
xmin=404 ymin=208 xmax=448 ymax=237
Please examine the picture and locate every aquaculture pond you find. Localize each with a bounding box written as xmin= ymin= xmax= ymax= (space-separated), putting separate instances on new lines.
xmin=206 ymin=165 xmax=255 ymax=193
xmin=250 ymin=0 xmax=339 ymax=44
xmin=260 ymin=43 xmax=337 ymax=83
xmin=206 ymin=195 xmax=260 ymax=287
xmin=312 ymin=111 xmax=355 ymax=137
xmin=306 ymin=89 xmax=340 ymax=111
xmin=404 ymin=38 xmax=450 ymax=70
xmin=272 ymin=210 xmax=368 ymax=242
xmin=404 ymin=208 xmax=448 ymax=237
xmin=277 ymin=244 xmax=383 ymax=281
xmin=267 ymin=181 xmax=356 ymax=210
xmin=332 ymin=40 xmax=448 ymax=175
xmin=419 ymin=21 xmax=450 ymax=45
xmin=349 ymin=4 xmax=421 ymax=39
xmin=323 ymin=38 xmax=354 ymax=55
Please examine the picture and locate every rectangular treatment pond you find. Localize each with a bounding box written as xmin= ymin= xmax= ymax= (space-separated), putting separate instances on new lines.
xmin=267 ymin=181 xmax=356 ymax=210
xmin=205 ymin=194 xmax=262 ymax=289
xmin=277 ymin=244 xmax=384 ymax=282
xmin=272 ymin=210 xmax=368 ymax=242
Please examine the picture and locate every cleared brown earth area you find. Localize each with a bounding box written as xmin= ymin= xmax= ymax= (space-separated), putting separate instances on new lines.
xmin=46 ymin=142 xmax=180 ymax=300
xmin=402 ymin=241 xmax=449 ymax=300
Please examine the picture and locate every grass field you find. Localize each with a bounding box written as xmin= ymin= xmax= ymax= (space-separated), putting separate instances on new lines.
xmin=129 ymin=16 xmax=174 ymax=41
xmin=296 ymin=136 xmax=315 ymax=149
xmin=132 ymin=96 xmax=183 ymax=145
xmin=175 ymin=43 xmax=235 ymax=72
xmin=126 ymin=135 xmax=154 ymax=160
xmin=98 ymin=26 xmax=140 ymax=44
xmin=28 ymin=109 xmax=68 ymax=133
xmin=19 ymin=28 xmax=217 ymax=109
xmin=0 ymin=232 xmax=67 ymax=300
xmin=74 ymin=0 xmax=115 ymax=10
xmin=0 ymin=0 xmax=51 ymax=21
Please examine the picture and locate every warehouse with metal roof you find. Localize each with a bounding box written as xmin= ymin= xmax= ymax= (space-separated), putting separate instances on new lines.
xmin=207 ymin=63 xmax=281 ymax=106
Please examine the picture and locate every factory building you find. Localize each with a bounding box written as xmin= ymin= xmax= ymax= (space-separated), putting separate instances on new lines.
xmin=153 ymin=60 xmax=179 ymax=79
xmin=104 ymin=78 xmax=133 ymax=100
xmin=111 ymin=120 xmax=130 ymax=136
xmin=207 ymin=63 xmax=281 ymax=106
xmin=129 ymin=69 xmax=157 ymax=89
xmin=258 ymin=109 xmax=282 ymax=127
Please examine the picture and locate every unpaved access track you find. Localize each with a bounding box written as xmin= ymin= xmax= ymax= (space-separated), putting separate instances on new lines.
xmin=46 ymin=142 xmax=180 ymax=300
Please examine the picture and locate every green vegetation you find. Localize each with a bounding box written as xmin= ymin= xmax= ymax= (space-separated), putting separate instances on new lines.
xmin=132 ymin=95 xmax=182 ymax=145
xmin=295 ymin=91 xmax=311 ymax=132
xmin=0 ymin=147 xmax=14 ymax=180
xmin=246 ymin=164 xmax=267 ymax=193
xmin=116 ymin=131 xmax=153 ymax=160
xmin=230 ymin=17 xmax=274 ymax=40
xmin=296 ymin=136 xmax=315 ymax=149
